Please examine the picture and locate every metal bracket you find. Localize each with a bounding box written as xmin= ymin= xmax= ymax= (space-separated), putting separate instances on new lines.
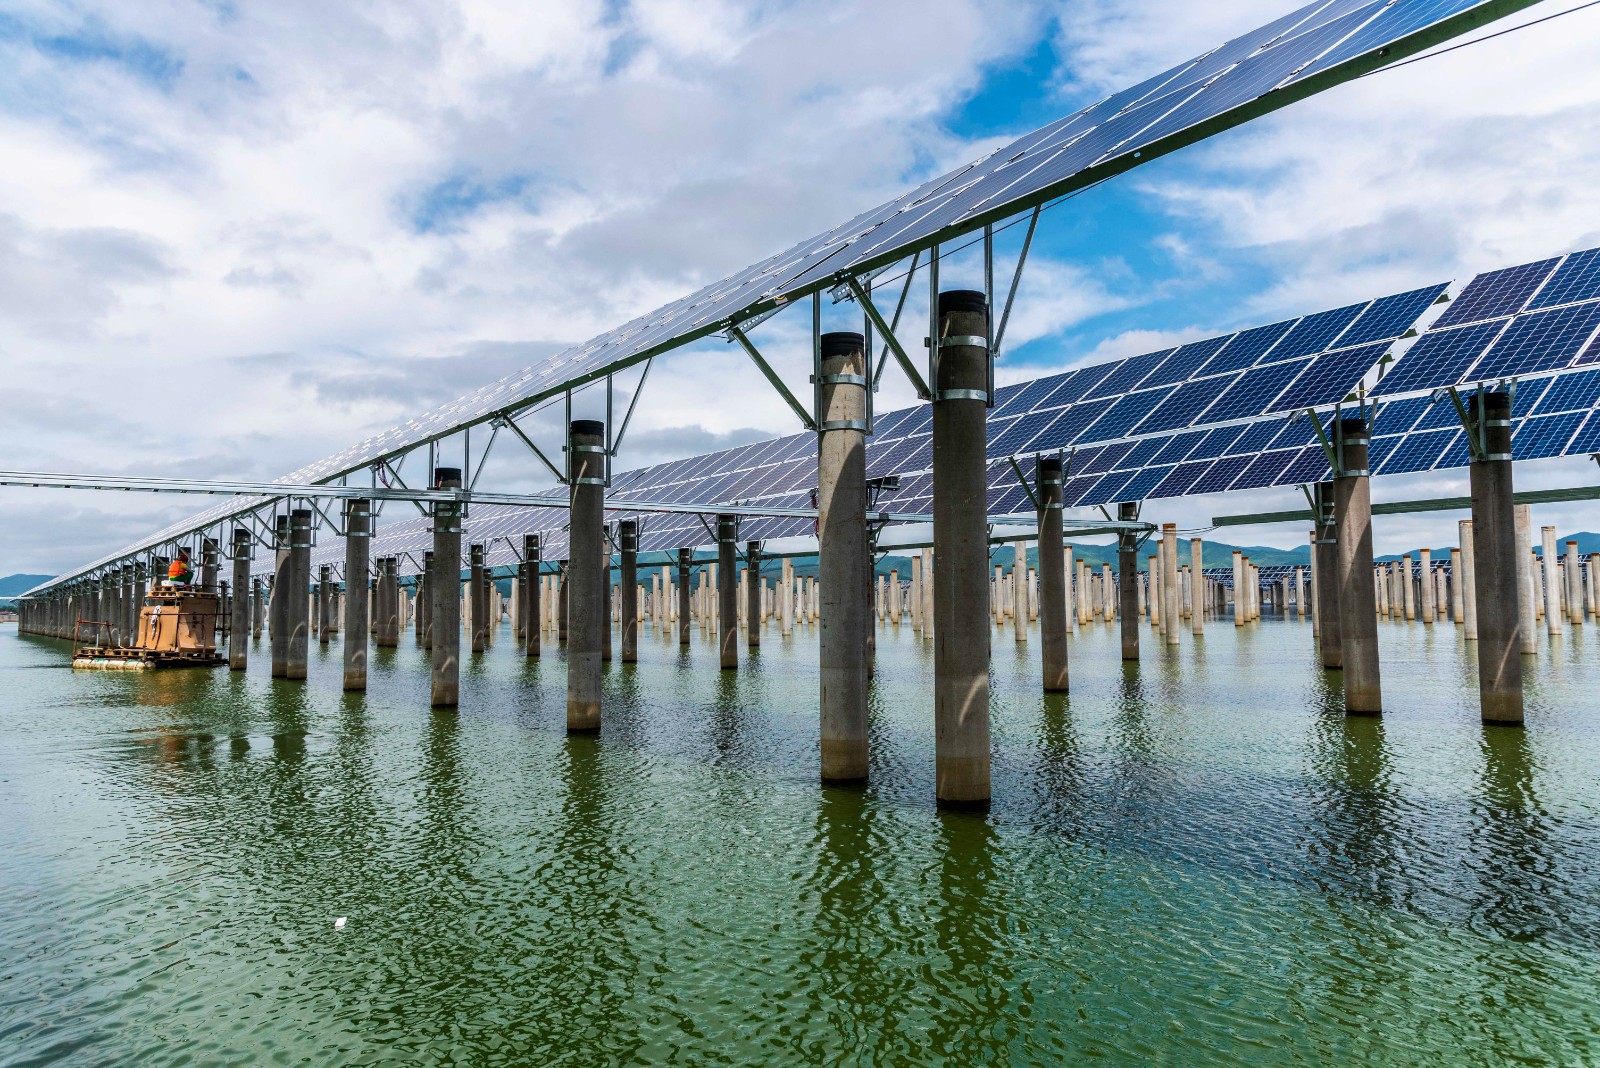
xmin=993 ymin=206 xmax=1039 ymax=359
xmin=845 ymin=275 xmax=931 ymax=401
xmin=728 ymin=322 xmax=817 ymax=431
xmin=1005 ymin=455 xmax=1042 ymax=512
xmin=939 ymin=335 xmax=990 ymax=350
xmin=611 ymin=357 xmax=652 ymax=457
xmin=503 ymin=415 xmax=568 ymax=485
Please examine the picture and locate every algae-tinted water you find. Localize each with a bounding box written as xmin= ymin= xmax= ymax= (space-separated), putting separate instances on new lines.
xmin=2 ymin=616 xmax=1597 ymax=1065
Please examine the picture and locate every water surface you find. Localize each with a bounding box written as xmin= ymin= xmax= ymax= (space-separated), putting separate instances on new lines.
xmin=2 ymin=615 xmax=1597 ymax=1065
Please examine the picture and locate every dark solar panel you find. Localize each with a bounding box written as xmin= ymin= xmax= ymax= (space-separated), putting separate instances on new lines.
xmin=1084 ymin=348 xmax=1173 ymax=400
xmin=1140 ymin=335 xmax=1234 ymax=389
xmin=1115 ymin=465 xmax=1178 ymax=503
xmin=1133 ymin=375 xmax=1242 ymax=434
xmin=1278 ymin=445 xmax=1334 ymax=484
xmin=1270 ymin=303 xmax=1366 ymax=360
xmin=1267 ymin=342 xmax=1389 ymax=413
xmin=1470 ymin=301 xmax=1600 ymax=380
xmin=1187 ymin=455 xmax=1254 ymax=495
xmin=1372 ymin=318 xmax=1508 ymax=396
xmin=1512 ymin=412 xmax=1586 ymax=460
xmin=1431 ymin=257 xmax=1559 ymax=328
xmin=1376 ymin=428 xmax=1455 ymax=474
xmin=1197 ymin=320 xmax=1297 ymax=376
xmin=1533 ymin=367 xmax=1600 ymax=415
xmin=1079 ymin=386 xmax=1178 ymax=442
xmin=1197 ymin=358 xmax=1311 ymax=423
xmin=1527 ymin=246 xmax=1600 ymax=310
xmin=1568 ymin=410 xmax=1600 ymax=455
xmin=1335 ymin=283 xmax=1448 ymax=347
xmin=1147 ymin=460 xmax=1215 ymax=500
xmin=1230 ymin=449 xmax=1300 ymax=490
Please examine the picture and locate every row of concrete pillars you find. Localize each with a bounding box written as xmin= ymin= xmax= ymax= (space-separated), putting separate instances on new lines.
xmin=17 ymin=316 xmax=1549 ymax=806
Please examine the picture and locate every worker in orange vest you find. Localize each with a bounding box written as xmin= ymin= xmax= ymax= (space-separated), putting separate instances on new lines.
xmin=167 ymin=550 xmax=193 ymax=586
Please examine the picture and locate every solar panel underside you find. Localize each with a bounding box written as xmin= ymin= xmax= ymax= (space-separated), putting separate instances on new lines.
xmin=65 ymin=0 xmax=1538 ymax=588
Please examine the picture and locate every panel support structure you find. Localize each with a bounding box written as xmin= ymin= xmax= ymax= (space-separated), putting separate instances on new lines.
xmin=1334 ymin=419 xmax=1381 ymax=714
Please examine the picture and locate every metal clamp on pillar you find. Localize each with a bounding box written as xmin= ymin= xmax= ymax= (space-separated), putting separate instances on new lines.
xmin=569 ymin=443 xmax=610 ymax=486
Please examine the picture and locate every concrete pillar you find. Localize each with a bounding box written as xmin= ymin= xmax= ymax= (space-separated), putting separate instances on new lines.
xmin=746 ymin=540 xmax=762 ymax=650
xmin=469 ymin=543 xmax=488 ymax=653
xmin=717 ymin=515 xmax=738 ymax=671
xmin=1231 ymin=550 xmax=1244 ymax=628
xmin=285 ymin=509 xmax=312 ymax=680
xmin=677 ymin=549 xmax=692 ymax=646
xmin=1419 ymin=549 xmax=1435 ymax=625
xmin=1190 ymin=539 xmax=1205 ymax=635
xmin=1514 ymin=506 xmax=1537 ymax=654
xmin=567 ymin=420 xmax=606 ymax=731
xmin=932 ymin=290 xmax=990 ymax=808
xmin=342 ymin=500 xmax=370 ymax=689
xmin=271 ymin=514 xmax=291 ymax=678
xmin=1313 ymin=483 xmax=1341 ymax=669
xmin=1567 ymin=540 xmax=1583 ymax=626
xmin=1466 ymin=392 xmax=1525 ymax=722
xmin=229 ymin=528 xmax=252 ymax=670
xmin=419 ymin=550 xmax=434 ymax=650
xmin=431 ymin=469 xmax=462 ymax=708
xmin=615 ymin=522 xmax=638 ymax=663
xmin=1110 ymin=505 xmax=1135 ymax=659
xmin=1162 ymin=524 xmax=1180 ymax=647
xmin=920 ymin=547 xmax=934 ymax=640
xmin=1540 ymin=526 xmax=1561 ymax=635
xmin=1333 ymin=419 xmax=1380 ymax=714
xmin=1011 ymin=542 xmax=1028 ymax=643
xmin=1459 ymin=521 xmax=1479 ymax=641
xmin=599 ymin=534 xmax=612 ymax=663
xmin=521 ymin=536 xmax=539 ymax=658
xmin=816 ymin=330 xmax=869 ymax=781
xmin=1450 ymin=543 xmax=1466 ymax=625
xmin=317 ymin=564 xmax=333 ymax=645
xmin=1035 ymin=458 xmax=1068 ymax=692
xmin=250 ymin=575 xmax=262 ymax=640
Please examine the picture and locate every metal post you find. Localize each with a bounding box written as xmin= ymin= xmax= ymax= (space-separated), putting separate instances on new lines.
xmin=932 ymin=290 xmax=990 ymax=808
xmin=469 ymin=543 xmax=487 ymax=653
xmin=271 ymin=514 xmax=290 ymax=678
xmin=1333 ymin=420 xmax=1380 ymax=713
xmin=1118 ymin=503 xmax=1140 ymax=660
xmin=620 ymin=522 xmax=638 ymax=663
xmin=318 ymin=564 xmax=332 ymax=645
xmin=746 ymin=540 xmax=762 ymax=650
xmin=817 ymin=331 xmax=869 ymax=781
xmin=229 ymin=528 xmax=251 ymax=670
xmin=677 ymin=548 xmax=691 ymax=646
xmin=717 ymin=515 xmax=738 ymax=671
xmin=524 ymin=536 xmax=540 ymax=658
xmin=1468 ymin=392 xmax=1523 ymax=723
xmin=1037 ymin=457 xmax=1067 ymax=692
xmin=567 ymin=420 xmax=606 ymax=731
xmin=431 ymin=469 xmax=463 ymax=707
xmin=286 ymin=509 xmax=312 ymax=680
xmin=344 ymin=500 xmax=370 ymax=689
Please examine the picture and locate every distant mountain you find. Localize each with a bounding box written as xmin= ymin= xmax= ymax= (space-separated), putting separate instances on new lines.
xmin=0 ymin=574 xmax=52 ymax=597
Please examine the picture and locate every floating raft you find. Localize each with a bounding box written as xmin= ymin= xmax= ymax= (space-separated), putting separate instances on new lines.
xmin=70 ymin=587 xmax=225 ymax=671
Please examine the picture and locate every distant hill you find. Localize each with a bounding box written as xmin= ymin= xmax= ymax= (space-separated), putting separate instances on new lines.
xmin=0 ymin=574 xmax=52 ymax=597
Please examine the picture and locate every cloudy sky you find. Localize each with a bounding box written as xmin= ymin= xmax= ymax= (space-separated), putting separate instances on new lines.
xmin=2 ymin=0 xmax=1598 ymax=577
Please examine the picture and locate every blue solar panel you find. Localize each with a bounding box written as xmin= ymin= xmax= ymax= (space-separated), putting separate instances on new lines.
xmin=1084 ymin=349 xmax=1173 ymax=400
xmin=1231 ymin=449 xmax=1299 ymax=490
xmin=1061 ymin=474 xmax=1103 ymax=507
xmin=1335 ymin=283 xmax=1448 ymax=347
xmin=1271 ymin=303 xmax=1366 ymax=361
xmin=1510 ymin=376 xmax=1550 ymax=416
xmin=1377 ymin=428 xmax=1455 ymax=474
xmin=1223 ymin=421 xmax=1284 ymax=457
xmin=1412 ymin=395 xmax=1462 ymax=430
xmin=1148 ymin=460 xmax=1214 ymax=500
xmin=1268 ymin=418 xmax=1319 ymax=451
xmin=1267 ymin=342 xmax=1389 ymax=413
xmin=1134 ymin=374 xmax=1243 ymax=434
xmin=1115 ymin=465 xmax=1178 ymax=503
xmin=1367 ymin=434 xmax=1403 ymax=471
xmin=1117 ymin=436 xmax=1171 ymax=471
xmin=1197 ymin=358 xmax=1311 ymax=423
xmin=1051 ymin=399 xmax=1119 ymax=444
xmin=1187 ymin=455 xmax=1254 ymax=495
xmin=1374 ymin=396 xmax=1429 ymax=435
xmin=1198 ymin=320 xmax=1296 ymax=376
xmin=1470 ymin=301 xmax=1600 ymax=380
xmin=991 ymin=377 xmax=1061 ymax=419
xmin=1079 ymin=386 xmax=1178 ymax=442
xmin=1432 ymin=257 xmax=1560 ymax=328
xmin=1140 ymin=336 xmax=1233 ymax=388
xmin=1076 ymin=468 xmax=1140 ymax=508
xmin=985 ymin=409 xmax=1056 ymax=458
xmin=1079 ymin=440 xmax=1137 ymax=476
xmin=1512 ymin=412 xmax=1586 ymax=460
xmin=1150 ymin=429 xmax=1210 ymax=465
xmin=1434 ymin=430 xmax=1471 ymax=470
xmin=1278 ymin=444 xmax=1334 ymax=485
xmin=1568 ymin=410 xmax=1600 ymax=455
xmin=1532 ymin=367 xmax=1600 ymax=415
xmin=1528 ymin=247 xmax=1600 ymax=309
xmin=1040 ymin=363 xmax=1118 ymax=409
xmin=1372 ymin=318 xmax=1508 ymax=396
xmin=1188 ymin=423 xmax=1250 ymax=461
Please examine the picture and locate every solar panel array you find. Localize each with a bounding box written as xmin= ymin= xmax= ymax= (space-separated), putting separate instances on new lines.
xmin=34 ymin=0 xmax=1536 ymax=593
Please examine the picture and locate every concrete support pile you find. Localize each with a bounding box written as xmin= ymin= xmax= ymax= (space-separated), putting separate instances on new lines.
xmin=1468 ymin=391 xmax=1524 ymax=723
xmin=431 ymin=468 xmax=463 ymax=708
xmin=568 ymin=420 xmax=606 ymax=731
xmin=1037 ymin=457 xmax=1068 ymax=693
xmin=1333 ymin=419 xmax=1380 ymax=714
xmin=817 ymin=330 xmax=869 ymax=782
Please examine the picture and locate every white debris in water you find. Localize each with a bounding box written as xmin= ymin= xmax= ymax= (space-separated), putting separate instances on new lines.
xmin=333 ymin=917 xmax=347 ymax=930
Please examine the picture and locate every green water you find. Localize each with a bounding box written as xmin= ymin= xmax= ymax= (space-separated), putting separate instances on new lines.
xmin=2 ymin=616 xmax=1597 ymax=1066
